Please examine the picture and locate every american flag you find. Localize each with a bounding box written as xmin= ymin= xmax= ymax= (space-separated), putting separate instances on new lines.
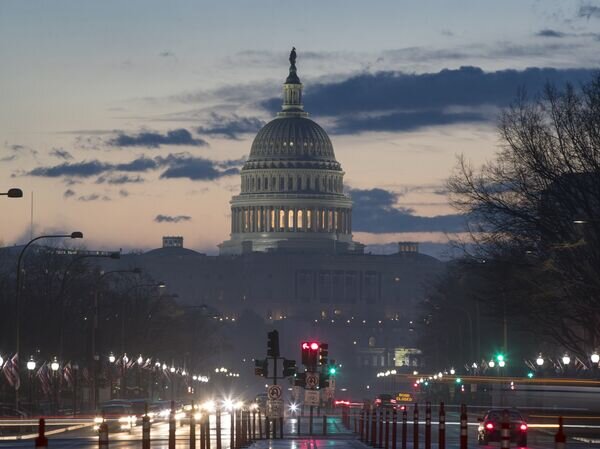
xmin=2 ymin=353 xmax=20 ymax=390
xmin=63 ymin=362 xmax=74 ymax=387
xmin=37 ymin=362 xmax=52 ymax=396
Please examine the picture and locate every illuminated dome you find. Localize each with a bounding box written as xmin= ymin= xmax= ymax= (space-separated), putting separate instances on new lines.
xmin=245 ymin=116 xmax=340 ymax=169
xmin=219 ymin=49 xmax=362 ymax=255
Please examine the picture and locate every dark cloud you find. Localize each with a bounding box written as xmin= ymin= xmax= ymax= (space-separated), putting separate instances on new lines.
xmin=49 ymin=148 xmax=74 ymax=160
xmin=77 ymin=193 xmax=111 ymax=202
xmin=0 ymin=154 xmax=17 ymax=162
xmin=536 ymin=29 xmax=567 ymax=38
xmin=158 ymin=154 xmax=241 ymax=181
xmin=197 ymin=114 xmax=266 ymax=139
xmin=26 ymin=153 xmax=242 ymax=182
xmin=578 ymin=5 xmax=600 ymax=19
xmin=63 ymin=189 xmax=76 ymax=198
xmin=154 ymin=214 xmax=192 ymax=223
xmin=109 ymin=129 xmax=207 ymax=148
xmin=350 ymin=188 xmax=467 ymax=233
xmin=28 ymin=160 xmax=110 ymax=178
xmin=159 ymin=51 xmax=175 ymax=58
xmin=95 ymin=174 xmax=145 ymax=185
xmin=261 ymin=66 xmax=596 ymax=134
xmin=119 ymin=189 xmax=129 ymax=197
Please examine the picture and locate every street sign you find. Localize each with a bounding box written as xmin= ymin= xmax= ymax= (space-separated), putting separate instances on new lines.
xmin=304 ymin=389 xmax=319 ymax=406
xmin=305 ymin=372 xmax=319 ymax=389
xmin=267 ymin=399 xmax=284 ymax=418
xmin=267 ymin=384 xmax=282 ymax=400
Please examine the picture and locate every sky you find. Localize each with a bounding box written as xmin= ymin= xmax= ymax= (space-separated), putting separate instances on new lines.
xmin=1 ymin=0 xmax=599 ymax=258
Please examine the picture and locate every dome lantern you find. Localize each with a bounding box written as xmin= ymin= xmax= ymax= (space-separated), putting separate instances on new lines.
xmin=280 ymin=47 xmax=307 ymax=116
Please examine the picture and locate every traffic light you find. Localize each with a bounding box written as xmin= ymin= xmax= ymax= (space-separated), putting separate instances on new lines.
xmin=283 ymin=359 xmax=297 ymax=377
xmin=319 ymin=343 xmax=329 ymax=365
xmin=328 ymin=365 xmax=337 ymax=375
xmin=527 ymin=372 xmax=534 ymax=378
xmin=267 ymin=330 xmax=280 ymax=358
xmin=496 ymin=353 xmax=505 ymax=362
xmin=319 ymin=371 xmax=330 ymax=388
xmin=294 ymin=372 xmax=306 ymax=387
xmin=455 ymin=377 xmax=462 ymax=384
xmin=301 ymin=341 xmax=319 ymax=368
xmin=254 ymin=359 xmax=268 ymax=377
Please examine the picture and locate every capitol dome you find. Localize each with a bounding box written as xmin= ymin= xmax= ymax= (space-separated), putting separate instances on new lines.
xmin=219 ymin=49 xmax=361 ymax=255
xmin=245 ymin=116 xmax=340 ymax=169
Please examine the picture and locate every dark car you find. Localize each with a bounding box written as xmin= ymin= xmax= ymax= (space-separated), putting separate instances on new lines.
xmin=477 ymin=409 xmax=527 ymax=446
xmin=374 ymin=394 xmax=398 ymax=409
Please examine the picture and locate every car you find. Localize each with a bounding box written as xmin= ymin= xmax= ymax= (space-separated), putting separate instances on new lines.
xmin=374 ymin=394 xmax=399 ymax=409
xmin=94 ymin=402 xmax=137 ymax=433
xmin=477 ymin=408 xmax=528 ymax=446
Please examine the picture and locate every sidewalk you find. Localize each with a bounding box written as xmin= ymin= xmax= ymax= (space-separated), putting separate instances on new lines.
xmin=248 ymin=438 xmax=367 ymax=449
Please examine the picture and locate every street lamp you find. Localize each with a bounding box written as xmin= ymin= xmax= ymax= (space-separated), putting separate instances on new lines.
xmin=489 ymin=360 xmax=496 ymax=368
xmin=108 ymin=353 xmax=116 ymax=364
xmin=137 ymin=355 xmax=144 ymax=365
xmin=27 ymin=356 xmax=35 ymax=414
xmin=91 ymin=268 xmax=141 ymax=410
xmin=562 ymin=354 xmax=571 ymax=365
xmin=50 ymin=357 xmax=60 ymax=414
xmin=14 ymin=232 xmax=83 ymax=410
xmin=536 ymin=354 xmax=544 ymax=366
xmin=1 ymin=188 xmax=23 ymax=198
xmin=498 ymin=360 xmax=506 ymax=368
xmin=591 ymin=352 xmax=600 ymax=364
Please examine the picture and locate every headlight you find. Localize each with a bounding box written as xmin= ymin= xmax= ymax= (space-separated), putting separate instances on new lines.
xmin=175 ymin=412 xmax=186 ymax=420
xmin=93 ymin=425 xmax=100 ymax=431
xmin=159 ymin=409 xmax=171 ymax=417
xmin=94 ymin=417 xmax=104 ymax=424
xmin=118 ymin=417 xmax=131 ymax=423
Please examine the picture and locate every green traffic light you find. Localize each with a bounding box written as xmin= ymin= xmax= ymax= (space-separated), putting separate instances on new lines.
xmin=329 ymin=367 xmax=337 ymax=375
xmin=496 ymin=354 xmax=505 ymax=362
xmin=527 ymin=372 xmax=534 ymax=378
xmin=455 ymin=377 xmax=462 ymax=384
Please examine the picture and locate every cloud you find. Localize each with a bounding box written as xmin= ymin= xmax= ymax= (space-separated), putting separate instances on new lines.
xmin=158 ymin=154 xmax=241 ymax=181
xmin=350 ymin=188 xmax=467 ymax=233
xmin=536 ymin=29 xmax=567 ymax=38
xmin=159 ymin=51 xmax=176 ymax=58
xmin=108 ymin=129 xmax=207 ymax=148
xmin=1 ymin=154 xmax=17 ymax=162
xmin=578 ymin=5 xmax=600 ymax=19
xmin=77 ymin=193 xmax=111 ymax=202
xmin=63 ymin=189 xmax=76 ymax=198
xmin=28 ymin=160 xmax=110 ymax=178
xmin=260 ymin=66 xmax=596 ymax=134
xmin=95 ymin=174 xmax=145 ymax=184
xmin=197 ymin=114 xmax=266 ymax=139
xmin=49 ymin=148 xmax=74 ymax=160
xmin=119 ymin=189 xmax=129 ymax=197
xmin=26 ymin=153 xmax=243 ymax=182
xmin=154 ymin=214 xmax=192 ymax=223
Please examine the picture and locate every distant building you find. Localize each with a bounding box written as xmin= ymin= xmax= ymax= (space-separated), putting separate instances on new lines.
xmin=162 ymin=236 xmax=184 ymax=248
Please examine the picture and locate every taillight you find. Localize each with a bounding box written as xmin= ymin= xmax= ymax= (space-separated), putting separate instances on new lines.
xmin=485 ymin=423 xmax=494 ymax=430
xmin=520 ymin=424 xmax=527 ymax=431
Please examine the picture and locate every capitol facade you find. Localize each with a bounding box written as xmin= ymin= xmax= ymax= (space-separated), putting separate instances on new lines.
xmin=219 ymin=51 xmax=362 ymax=255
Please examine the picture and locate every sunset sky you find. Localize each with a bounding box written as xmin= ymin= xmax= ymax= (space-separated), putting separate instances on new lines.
xmin=2 ymin=0 xmax=599 ymax=257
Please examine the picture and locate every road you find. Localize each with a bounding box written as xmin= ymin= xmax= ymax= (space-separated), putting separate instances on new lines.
xmin=0 ymin=413 xmax=597 ymax=448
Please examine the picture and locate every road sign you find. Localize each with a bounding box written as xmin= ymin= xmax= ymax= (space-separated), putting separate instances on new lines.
xmin=267 ymin=385 xmax=282 ymax=400
xmin=267 ymin=399 xmax=283 ymax=418
xmin=305 ymin=372 xmax=319 ymax=389
xmin=304 ymin=389 xmax=319 ymax=406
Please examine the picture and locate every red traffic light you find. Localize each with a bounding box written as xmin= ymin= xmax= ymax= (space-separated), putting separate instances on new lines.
xmin=302 ymin=341 xmax=320 ymax=350
xmin=310 ymin=342 xmax=319 ymax=350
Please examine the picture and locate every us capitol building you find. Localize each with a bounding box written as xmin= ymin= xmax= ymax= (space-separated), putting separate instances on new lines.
xmin=106 ymin=51 xmax=444 ymax=373
xmin=220 ymin=49 xmax=361 ymax=255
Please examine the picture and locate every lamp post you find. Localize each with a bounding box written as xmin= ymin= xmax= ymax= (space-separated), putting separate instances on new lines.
xmin=27 ymin=356 xmax=35 ymax=415
xmin=1 ymin=188 xmax=23 ymax=198
xmin=91 ymin=269 xmax=141 ymax=411
xmin=15 ymin=231 xmax=83 ymax=410
xmin=50 ymin=357 xmax=60 ymax=414
xmin=56 ymin=252 xmax=121 ymax=359
xmin=108 ymin=353 xmax=116 ymax=400
xmin=72 ymin=362 xmax=79 ymax=417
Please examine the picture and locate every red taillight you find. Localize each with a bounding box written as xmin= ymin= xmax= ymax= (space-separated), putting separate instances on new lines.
xmin=375 ymin=399 xmax=381 ymax=404
xmin=485 ymin=423 xmax=494 ymax=430
xmin=400 ymin=405 xmax=406 ymax=411
xmin=520 ymin=424 xmax=527 ymax=431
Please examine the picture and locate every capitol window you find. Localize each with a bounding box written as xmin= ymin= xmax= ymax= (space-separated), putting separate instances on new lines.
xmin=279 ymin=209 xmax=285 ymax=229
xmin=288 ymin=209 xmax=294 ymax=229
xmin=306 ymin=210 xmax=312 ymax=230
xmin=297 ymin=210 xmax=303 ymax=229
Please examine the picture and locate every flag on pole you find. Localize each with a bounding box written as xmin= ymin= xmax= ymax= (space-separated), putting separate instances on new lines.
xmin=63 ymin=362 xmax=74 ymax=387
xmin=2 ymin=353 xmax=20 ymax=390
xmin=37 ymin=363 xmax=52 ymax=396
